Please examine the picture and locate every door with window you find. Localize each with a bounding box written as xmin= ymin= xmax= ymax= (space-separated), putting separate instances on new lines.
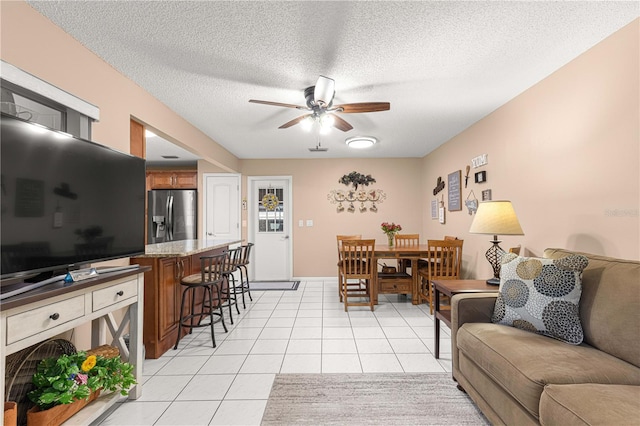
xmin=249 ymin=177 xmax=292 ymax=281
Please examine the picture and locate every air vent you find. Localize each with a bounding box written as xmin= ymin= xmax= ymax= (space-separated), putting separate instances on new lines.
xmin=161 ymin=155 xmax=179 ymax=159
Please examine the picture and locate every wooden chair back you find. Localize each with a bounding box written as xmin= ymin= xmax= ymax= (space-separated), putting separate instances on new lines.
xmin=395 ymin=234 xmax=420 ymax=247
xmin=339 ymin=239 xmax=375 ymax=279
xmin=337 ymin=234 xmax=362 ymax=250
xmin=427 ymin=239 xmax=464 ymax=280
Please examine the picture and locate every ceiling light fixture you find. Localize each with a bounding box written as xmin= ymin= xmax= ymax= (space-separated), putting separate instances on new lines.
xmin=346 ymin=136 xmax=377 ymax=149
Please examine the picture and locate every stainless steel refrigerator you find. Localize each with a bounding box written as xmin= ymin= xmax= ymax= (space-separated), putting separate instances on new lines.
xmin=147 ymin=189 xmax=197 ymax=244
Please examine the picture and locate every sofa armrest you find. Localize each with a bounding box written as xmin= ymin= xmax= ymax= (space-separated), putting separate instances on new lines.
xmin=451 ymin=293 xmax=498 ymax=379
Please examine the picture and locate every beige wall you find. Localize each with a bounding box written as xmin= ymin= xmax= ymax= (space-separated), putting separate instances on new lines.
xmin=1 ymin=1 xmax=239 ymax=172
xmin=240 ymin=158 xmax=423 ymax=276
xmin=421 ymin=19 xmax=639 ymax=280
xmin=2 ymin=1 xmax=637 ymax=284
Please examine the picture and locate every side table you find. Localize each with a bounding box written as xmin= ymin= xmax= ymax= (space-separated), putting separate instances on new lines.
xmin=432 ymin=279 xmax=499 ymax=359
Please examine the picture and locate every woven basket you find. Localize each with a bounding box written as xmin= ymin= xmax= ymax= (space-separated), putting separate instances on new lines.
xmin=4 ymin=339 xmax=76 ymax=426
xmin=85 ymin=345 xmax=120 ymax=359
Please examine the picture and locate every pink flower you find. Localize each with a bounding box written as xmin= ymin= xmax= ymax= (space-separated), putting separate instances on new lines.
xmin=74 ymin=373 xmax=88 ymax=385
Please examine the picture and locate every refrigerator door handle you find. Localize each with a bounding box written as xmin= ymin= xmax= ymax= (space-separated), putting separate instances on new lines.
xmin=168 ymin=195 xmax=174 ymax=241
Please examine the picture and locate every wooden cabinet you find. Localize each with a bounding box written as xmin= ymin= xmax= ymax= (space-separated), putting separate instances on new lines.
xmin=147 ymin=170 xmax=197 ymax=189
xmin=131 ymin=247 xmax=225 ymax=359
xmin=1 ymin=270 xmax=146 ymax=422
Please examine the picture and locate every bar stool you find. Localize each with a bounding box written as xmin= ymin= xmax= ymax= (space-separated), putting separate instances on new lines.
xmin=174 ymin=253 xmax=228 ymax=350
xmin=219 ymin=247 xmax=241 ymax=324
xmin=234 ymin=243 xmax=254 ymax=309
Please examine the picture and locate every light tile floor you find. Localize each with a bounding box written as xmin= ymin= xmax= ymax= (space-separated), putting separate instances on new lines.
xmin=98 ymin=280 xmax=452 ymax=425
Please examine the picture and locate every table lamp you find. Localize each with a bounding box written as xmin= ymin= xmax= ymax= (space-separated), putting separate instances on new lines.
xmin=469 ymin=200 xmax=524 ymax=285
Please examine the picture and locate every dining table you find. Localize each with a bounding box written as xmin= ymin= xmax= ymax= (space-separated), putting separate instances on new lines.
xmin=372 ymin=244 xmax=432 ymax=305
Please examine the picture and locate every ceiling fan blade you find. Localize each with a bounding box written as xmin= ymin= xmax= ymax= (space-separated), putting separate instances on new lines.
xmin=332 ymin=115 xmax=353 ymax=132
xmin=333 ymin=102 xmax=390 ymax=113
xmin=279 ymin=114 xmax=312 ymax=129
xmin=249 ymin=99 xmax=306 ymax=110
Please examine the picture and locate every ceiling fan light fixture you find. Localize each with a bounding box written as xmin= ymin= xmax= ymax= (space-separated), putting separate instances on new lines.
xmin=314 ymin=75 xmax=335 ymax=106
xmin=320 ymin=113 xmax=334 ymax=129
xmin=346 ymin=136 xmax=377 ymax=149
xmin=301 ymin=116 xmax=314 ymax=131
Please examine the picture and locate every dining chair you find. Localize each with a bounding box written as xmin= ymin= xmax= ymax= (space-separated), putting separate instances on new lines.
xmin=418 ymin=239 xmax=464 ymax=314
xmin=338 ymin=239 xmax=375 ymax=311
xmin=337 ymin=235 xmax=362 ymax=302
xmin=394 ymin=233 xmax=420 ymax=273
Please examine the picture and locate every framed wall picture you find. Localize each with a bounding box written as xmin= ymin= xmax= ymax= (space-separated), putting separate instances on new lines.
xmin=431 ymin=199 xmax=438 ymax=219
xmin=482 ymin=189 xmax=492 ymax=201
xmin=474 ymin=171 xmax=487 ymax=184
xmin=447 ymin=170 xmax=462 ymax=211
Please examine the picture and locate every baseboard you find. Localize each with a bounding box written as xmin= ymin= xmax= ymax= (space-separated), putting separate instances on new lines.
xmin=292 ymin=276 xmax=336 ymax=282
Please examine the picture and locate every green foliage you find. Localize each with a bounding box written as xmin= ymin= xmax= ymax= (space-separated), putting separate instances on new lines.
xmin=28 ymin=351 xmax=136 ymax=410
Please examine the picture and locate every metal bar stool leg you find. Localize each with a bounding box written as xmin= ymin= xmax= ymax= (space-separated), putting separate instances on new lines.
xmin=213 ymin=282 xmax=228 ymax=333
xmin=205 ymin=285 xmax=216 ymax=348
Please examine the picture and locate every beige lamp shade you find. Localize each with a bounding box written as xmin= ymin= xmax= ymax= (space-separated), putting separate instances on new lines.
xmin=469 ymin=200 xmax=524 ymax=235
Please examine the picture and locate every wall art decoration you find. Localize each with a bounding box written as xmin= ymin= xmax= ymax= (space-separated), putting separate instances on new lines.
xmin=433 ymin=177 xmax=445 ymax=196
xmin=431 ymin=199 xmax=438 ymax=220
xmin=465 ymin=190 xmax=478 ymax=215
xmin=329 ymin=171 xmax=384 ymax=213
xmin=447 ymin=170 xmax=462 ymax=212
xmin=482 ymin=189 xmax=492 ymax=201
xmin=474 ymin=171 xmax=487 ymax=184
xmin=327 ymin=188 xmax=386 ymax=213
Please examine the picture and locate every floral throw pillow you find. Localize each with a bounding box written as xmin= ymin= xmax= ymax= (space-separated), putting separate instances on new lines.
xmin=491 ymin=253 xmax=589 ymax=345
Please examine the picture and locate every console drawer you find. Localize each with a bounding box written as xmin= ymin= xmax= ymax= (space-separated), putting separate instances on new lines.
xmin=379 ymin=280 xmax=412 ymax=293
xmin=92 ymin=278 xmax=138 ymax=312
xmin=6 ymin=295 xmax=86 ymax=345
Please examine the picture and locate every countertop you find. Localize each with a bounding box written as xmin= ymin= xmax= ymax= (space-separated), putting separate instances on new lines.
xmin=133 ymin=239 xmax=242 ymax=258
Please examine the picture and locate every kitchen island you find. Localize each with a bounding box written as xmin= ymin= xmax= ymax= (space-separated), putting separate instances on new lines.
xmin=130 ymin=239 xmax=241 ymax=358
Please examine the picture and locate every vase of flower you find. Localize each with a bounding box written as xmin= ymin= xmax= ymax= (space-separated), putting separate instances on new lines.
xmin=386 ymin=233 xmax=395 ymax=247
xmin=381 ymin=222 xmax=402 ymax=248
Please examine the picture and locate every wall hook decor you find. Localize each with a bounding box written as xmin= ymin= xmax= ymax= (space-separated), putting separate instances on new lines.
xmin=329 ymin=171 xmax=385 ymax=213
xmin=465 ymin=190 xmax=478 ymax=215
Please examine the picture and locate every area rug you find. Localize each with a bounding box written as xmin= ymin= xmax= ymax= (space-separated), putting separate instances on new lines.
xmin=250 ymin=281 xmax=300 ymax=291
xmin=261 ymin=373 xmax=489 ymax=425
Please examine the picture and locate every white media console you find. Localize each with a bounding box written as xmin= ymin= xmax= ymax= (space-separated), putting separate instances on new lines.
xmin=0 ymin=268 xmax=147 ymax=425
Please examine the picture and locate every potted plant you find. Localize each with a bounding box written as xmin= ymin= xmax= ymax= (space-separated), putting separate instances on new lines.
xmin=27 ymin=351 xmax=136 ymax=426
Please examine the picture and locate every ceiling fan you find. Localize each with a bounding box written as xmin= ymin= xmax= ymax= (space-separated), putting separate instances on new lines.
xmin=249 ymin=76 xmax=390 ymax=132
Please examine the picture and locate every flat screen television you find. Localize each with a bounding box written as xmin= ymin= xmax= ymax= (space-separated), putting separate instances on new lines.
xmin=1 ymin=112 xmax=146 ymax=282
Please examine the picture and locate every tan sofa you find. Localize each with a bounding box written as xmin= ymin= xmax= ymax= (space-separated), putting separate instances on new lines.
xmin=451 ymin=248 xmax=640 ymax=425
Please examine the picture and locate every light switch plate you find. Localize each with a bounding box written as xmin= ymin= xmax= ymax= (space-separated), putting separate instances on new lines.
xmin=298 ymin=220 xmax=304 ymax=227
xmin=306 ymin=220 xmax=313 ymax=227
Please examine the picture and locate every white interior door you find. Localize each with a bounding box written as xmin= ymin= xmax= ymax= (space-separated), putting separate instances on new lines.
xmin=203 ymin=173 xmax=240 ymax=242
xmin=249 ymin=177 xmax=292 ymax=281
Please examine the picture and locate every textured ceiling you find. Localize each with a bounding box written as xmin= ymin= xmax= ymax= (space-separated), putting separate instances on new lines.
xmin=27 ymin=1 xmax=638 ymax=160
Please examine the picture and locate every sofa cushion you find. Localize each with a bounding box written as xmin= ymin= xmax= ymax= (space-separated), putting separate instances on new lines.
xmin=539 ymin=384 xmax=640 ymax=426
xmin=492 ymin=253 xmax=588 ymax=344
xmin=544 ymin=249 xmax=640 ymax=368
xmin=457 ymin=322 xmax=640 ymax=419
